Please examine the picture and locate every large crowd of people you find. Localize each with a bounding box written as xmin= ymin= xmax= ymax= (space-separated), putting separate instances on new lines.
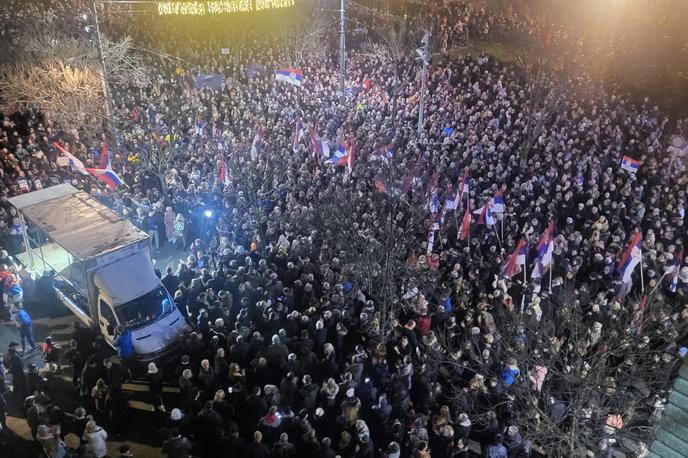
xmin=1 ymin=1 xmax=687 ymax=457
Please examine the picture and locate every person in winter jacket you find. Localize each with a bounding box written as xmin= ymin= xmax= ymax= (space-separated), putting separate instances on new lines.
xmin=82 ymin=420 xmax=108 ymax=458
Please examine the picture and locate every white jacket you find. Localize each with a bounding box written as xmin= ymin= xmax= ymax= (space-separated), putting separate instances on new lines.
xmin=83 ymin=427 xmax=108 ymax=458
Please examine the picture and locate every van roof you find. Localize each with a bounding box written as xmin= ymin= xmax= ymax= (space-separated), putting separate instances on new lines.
xmin=8 ymin=184 xmax=148 ymax=261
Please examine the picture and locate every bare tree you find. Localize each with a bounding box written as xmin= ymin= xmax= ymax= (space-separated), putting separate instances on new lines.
xmin=280 ymin=12 xmax=331 ymax=66
xmin=432 ymin=286 xmax=683 ymax=457
xmin=0 ymin=27 xmax=148 ymax=142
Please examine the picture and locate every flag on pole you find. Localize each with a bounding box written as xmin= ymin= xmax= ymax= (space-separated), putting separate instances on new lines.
xmin=347 ymin=138 xmax=356 ymax=172
xmin=667 ymin=250 xmax=683 ymax=292
xmin=531 ymin=223 xmax=554 ymax=279
xmin=98 ymin=141 xmax=110 ymax=169
xmin=218 ymin=156 xmax=230 ymax=186
xmin=275 ymin=67 xmax=304 ymax=87
xmin=250 ymin=125 xmax=264 ymax=159
xmin=617 ymin=232 xmax=642 ymax=284
xmin=620 ymin=155 xmax=641 ymax=173
xmin=371 ymin=142 xmax=395 ymax=161
xmin=54 ymin=142 xmax=89 ymax=175
xmin=503 ymin=238 xmax=527 ymax=279
xmin=324 ymin=142 xmax=351 ymax=167
xmin=460 ymin=167 xmax=470 ymax=195
xmin=491 ymin=189 xmax=505 ymax=213
xmin=292 ymin=118 xmax=305 ymax=153
xmin=84 ymin=167 xmax=126 ymax=189
xmin=309 ymin=127 xmax=330 ymax=159
xmin=459 ymin=205 xmax=471 ymax=241
xmin=473 ymin=203 xmax=495 ymax=226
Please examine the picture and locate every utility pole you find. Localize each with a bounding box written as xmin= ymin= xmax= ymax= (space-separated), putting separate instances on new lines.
xmin=417 ymin=31 xmax=430 ymax=135
xmin=92 ymin=1 xmax=120 ymax=153
xmin=339 ymin=0 xmax=346 ymax=103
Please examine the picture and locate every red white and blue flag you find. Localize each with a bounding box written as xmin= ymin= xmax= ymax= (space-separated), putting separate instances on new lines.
xmin=84 ymin=167 xmax=126 ymax=189
xmin=371 ymin=142 xmax=395 ymax=162
xmin=275 ymin=67 xmax=303 ymax=87
xmin=473 ymin=202 xmax=495 ymax=226
xmin=531 ymin=223 xmax=554 ymax=279
xmin=325 ymin=141 xmax=352 ymax=168
xmin=617 ymin=232 xmax=642 ymax=284
xmin=620 ymin=155 xmax=641 ymax=173
xmin=503 ymin=238 xmax=527 ymax=279
xmin=309 ymin=127 xmax=330 ymax=159
xmin=218 ymin=156 xmax=230 ymax=186
xmin=54 ymin=142 xmax=89 ymax=175
xmin=98 ymin=141 xmax=110 ymax=169
xmin=293 ymin=118 xmax=305 ymax=153
xmin=491 ymin=189 xmax=506 ymax=213
xmin=667 ymin=250 xmax=682 ymax=292
xmin=250 ymin=125 xmax=264 ymax=159
xmin=459 ymin=204 xmax=471 ymax=241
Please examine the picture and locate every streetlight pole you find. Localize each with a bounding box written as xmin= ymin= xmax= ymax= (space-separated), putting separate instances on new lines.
xmin=417 ymin=31 xmax=430 ymax=135
xmin=91 ymin=1 xmax=122 ymax=154
xmin=339 ymin=0 xmax=346 ymax=103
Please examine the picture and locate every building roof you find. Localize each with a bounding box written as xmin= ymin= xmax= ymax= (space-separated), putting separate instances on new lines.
xmin=8 ymin=184 xmax=148 ymax=262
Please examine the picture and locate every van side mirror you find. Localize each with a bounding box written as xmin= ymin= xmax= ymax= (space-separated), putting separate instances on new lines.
xmin=106 ymin=325 xmax=114 ymax=336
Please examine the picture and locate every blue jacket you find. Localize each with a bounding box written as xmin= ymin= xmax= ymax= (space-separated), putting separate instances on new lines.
xmin=114 ymin=329 xmax=134 ymax=358
xmin=16 ymin=309 xmax=32 ymax=327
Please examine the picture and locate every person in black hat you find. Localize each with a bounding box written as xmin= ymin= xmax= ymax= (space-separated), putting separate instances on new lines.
xmin=4 ymin=342 xmax=26 ymax=399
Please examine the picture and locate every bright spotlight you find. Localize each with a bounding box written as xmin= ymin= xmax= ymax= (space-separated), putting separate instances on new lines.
xmin=84 ymin=26 xmax=92 ymax=33
xmin=204 ymin=210 xmax=213 ymax=218
xmin=81 ymin=13 xmax=89 ymax=21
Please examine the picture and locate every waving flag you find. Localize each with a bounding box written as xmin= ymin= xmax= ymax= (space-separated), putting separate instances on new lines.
xmin=246 ymin=62 xmax=265 ymax=79
xmin=473 ymin=203 xmax=495 ymax=226
xmin=491 ymin=189 xmax=505 ymax=213
xmin=620 ymin=155 xmax=641 ymax=173
xmin=531 ymin=223 xmax=554 ymax=279
xmin=54 ymin=142 xmax=89 ymax=175
xmin=503 ymin=238 xmax=527 ymax=279
xmin=617 ymin=232 xmax=642 ymax=284
xmin=84 ymin=167 xmax=126 ymax=189
xmin=275 ymin=67 xmax=303 ymax=87
xmin=309 ymin=127 xmax=330 ymax=159
xmin=324 ymin=142 xmax=351 ymax=167
xmin=250 ymin=125 xmax=264 ymax=159
xmin=459 ymin=204 xmax=471 ymax=241
xmin=667 ymin=251 xmax=683 ymax=292
xmin=347 ymin=138 xmax=356 ymax=172
xmin=460 ymin=167 xmax=470 ymax=197
xmin=218 ymin=156 xmax=230 ymax=186
xmin=371 ymin=142 xmax=395 ymax=162
xmin=293 ymin=118 xmax=305 ymax=153
xmin=98 ymin=141 xmax=110 ymax=169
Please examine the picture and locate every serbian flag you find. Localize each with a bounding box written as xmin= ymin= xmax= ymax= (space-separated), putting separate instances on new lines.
xmin=371 ymin=142 xmax=395 ymax=161
xmin=275 ymin=67 xmax=303 ymax=87
xmin=98 ymin=141 xmax=110 ymax=169
xmin=503 ymin=238 xmax=527 ymax=279
xmin=218 ymin=156 xmax=230 ymax=186
xmin=455 ymin=167 xmax=470 ymax=208
xmin=617 ymin=232 xmax=642 ymax=284
xmin=459 ymin=205 xmax=471 ymax=241
xmin=667 ymin=251 xmax=682 ymax=292
xmin=473 ymin=203 xmax=495 ymax=226
xmin=620 ymin=155 xmax=641 ymax=173
xmin=347 ymin=138 xmax=356 ymax=172
xmin=426 ymin=229 xmax=435 ymax=255
xmin=250 ymin=125 xmax=264 ymax=159
xmin=292 ymin=118 xmax=305 ymax=153
xmin=324 ymin=142 xmax=351 ymax=167
xmin=54 ymin=142 xmax=89 ymax=175
xmin=85 ymin=167 xmax=126 ymax=189
xmin=531 ymin=223 xmax=554 ymax=279
xmin=309 ymin=127 xmax=330 ymax=159
xmin=491 ymin=189 xmax=505 ymax=213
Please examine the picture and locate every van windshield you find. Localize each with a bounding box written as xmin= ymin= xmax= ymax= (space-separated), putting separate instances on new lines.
xmin=114 ymin=285 xmax=175 ymax=330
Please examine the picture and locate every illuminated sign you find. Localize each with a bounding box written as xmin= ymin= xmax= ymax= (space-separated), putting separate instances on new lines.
xmin=157 ymin=0 xmax=294 ymax=15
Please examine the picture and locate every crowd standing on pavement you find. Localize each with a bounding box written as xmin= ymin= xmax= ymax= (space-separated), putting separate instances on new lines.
xmin=0 ymin=1 xmax=688 ymax=457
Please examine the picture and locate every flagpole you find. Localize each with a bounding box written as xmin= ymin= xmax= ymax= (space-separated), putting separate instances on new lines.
xmin=548 ymin=262 xmax=553 ymax=293
xmin=492 ymin=224 xmax=502 ymax=250
xmin=640 ymin=254 xmax=645 ymax=293
xmin=501 ymin=213 xmax=504 ymax=241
